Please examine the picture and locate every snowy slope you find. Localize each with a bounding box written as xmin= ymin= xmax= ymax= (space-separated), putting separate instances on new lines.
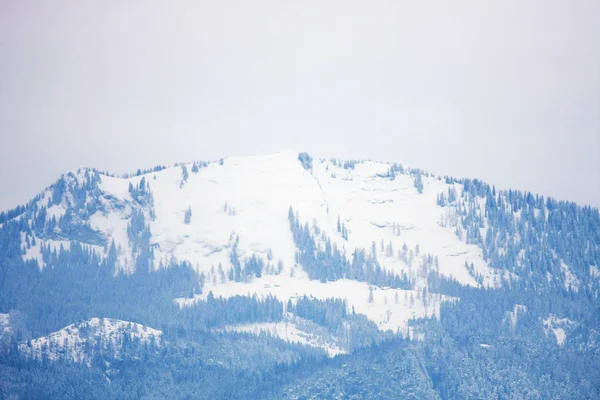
xmin=222 ymin=312 xmax=347 ymax=357
xmin=12 ymin=152 xmax=499 ymax=282
xmin=6 ymin=151 xmax=516 ymax=338
xmin=145 ymin=152 xmax=498 ymax=287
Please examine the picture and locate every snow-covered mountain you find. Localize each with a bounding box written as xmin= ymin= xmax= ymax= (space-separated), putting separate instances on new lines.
xmin=5 ymin=153 xmax=482 ymax=333
xmin=2 ymin=151 xmax=599 ymax=399
xmin=1 ymin=151 xmax=595 ymax=345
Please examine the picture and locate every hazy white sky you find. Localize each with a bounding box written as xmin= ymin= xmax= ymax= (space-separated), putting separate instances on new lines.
xmin=1 ymin=0 xmax=599 ymax=210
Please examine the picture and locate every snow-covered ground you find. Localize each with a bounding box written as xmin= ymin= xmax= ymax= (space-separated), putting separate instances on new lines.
xmin=177 ymin=274 xmax=454 ymax=335
xmin=19 ymin=318 xmax=162 ymax=364
xmin=140 ymin=152 xmax=499 ymax=288
xmin=221 ymin=313 xmax=347 ymax=357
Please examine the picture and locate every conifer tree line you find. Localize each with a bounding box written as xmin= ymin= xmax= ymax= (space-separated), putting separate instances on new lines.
xmin=288 ymin=206 xmax=410 ymax=289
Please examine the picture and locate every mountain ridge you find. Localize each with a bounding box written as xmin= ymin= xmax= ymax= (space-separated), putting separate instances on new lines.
xmin=2 ymin=152 xmax=502 ymax=334
xmin=2 ymin=152 xmax=598 ymax=336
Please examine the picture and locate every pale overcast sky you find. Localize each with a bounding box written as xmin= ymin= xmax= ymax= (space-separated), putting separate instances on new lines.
xmin=0 ymin=0 xmax=599 ymax=210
